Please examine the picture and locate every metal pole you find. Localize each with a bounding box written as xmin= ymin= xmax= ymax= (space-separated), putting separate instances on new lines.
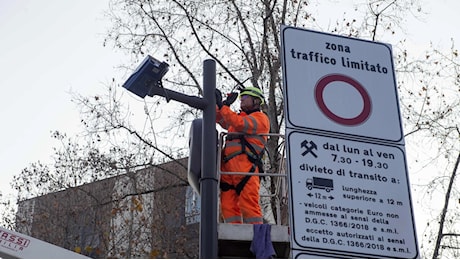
xmin=200 ymin=59 xmax=218 ymax=258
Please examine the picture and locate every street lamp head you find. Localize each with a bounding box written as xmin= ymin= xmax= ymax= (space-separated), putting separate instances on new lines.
xmin=122 ymin=55 xmax=169 ymax=98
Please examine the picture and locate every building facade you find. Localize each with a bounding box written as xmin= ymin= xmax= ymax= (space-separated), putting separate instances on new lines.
xmin=15 ymin=158 xmax=200 ymax=258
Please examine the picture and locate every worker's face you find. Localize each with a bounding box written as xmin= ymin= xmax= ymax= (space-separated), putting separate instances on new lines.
xmin=240 ymin=95 xmax=254 ymax=112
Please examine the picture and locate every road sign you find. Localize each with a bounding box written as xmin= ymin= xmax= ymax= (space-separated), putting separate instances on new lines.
xmin=282 ymin=26 xmax=404 ymax=144
xmin=286 ymin=130 xmax=418 ymax=258
xmin=280 ymin=26 xmax=419 ymax=258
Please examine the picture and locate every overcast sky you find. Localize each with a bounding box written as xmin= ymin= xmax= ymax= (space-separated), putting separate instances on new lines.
xmin=0 ymin=0 xmax=459 ymax=246
xmin=0 ymin=0 xmax=131 ymax=197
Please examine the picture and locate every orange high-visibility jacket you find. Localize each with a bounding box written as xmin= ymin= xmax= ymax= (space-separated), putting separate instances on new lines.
xmin=216 ymin=105 xmax=270 ymax=224
xmin=216 ymin=106 xmax=270 ymax=161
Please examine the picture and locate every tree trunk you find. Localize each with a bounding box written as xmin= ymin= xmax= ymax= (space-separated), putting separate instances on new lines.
xmin=432 ymin=151 xmax=460 ymax=258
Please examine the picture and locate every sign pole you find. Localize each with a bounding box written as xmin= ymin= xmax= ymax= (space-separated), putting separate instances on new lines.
xmin=121 ymin=56 xmax=218 ymax=258
xmin=200 ymin=59 xmax=218 ymax=259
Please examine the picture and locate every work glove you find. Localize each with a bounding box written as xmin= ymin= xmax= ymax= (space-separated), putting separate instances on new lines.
xmin=215 ymin=89 xmax=223 ymax=109
xmin=223 ymin=92 xmax=238 ymax=106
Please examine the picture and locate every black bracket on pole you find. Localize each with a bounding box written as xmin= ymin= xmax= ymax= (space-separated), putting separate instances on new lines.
xmin=122 ymin=56 xmax=218 ymax=259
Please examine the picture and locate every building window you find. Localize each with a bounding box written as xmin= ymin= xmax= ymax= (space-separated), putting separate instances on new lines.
xmin=185 ymin=187 xmax=200 ymax=225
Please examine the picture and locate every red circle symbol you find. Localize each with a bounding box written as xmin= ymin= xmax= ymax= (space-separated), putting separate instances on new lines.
xmin=315 ymin=74 xmax=371 ymax=126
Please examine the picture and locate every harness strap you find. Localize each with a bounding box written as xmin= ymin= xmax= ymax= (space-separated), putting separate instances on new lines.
xmin=220 ymin=137 xmax=264 ymax=196
xmin=235 ymin=175 xmax=251 ymax=195
xmin=220 ymin=175 xmax=253 ymax=196
xmin=223 ymin=135 xmax=264 ymax=173
xmin=220 ymin=181 xmax=234 ymax=192
xmin=223 ymin=150 xmax=244 ymax=163
xmin=220 ymin=135 xmax=264 ymax=195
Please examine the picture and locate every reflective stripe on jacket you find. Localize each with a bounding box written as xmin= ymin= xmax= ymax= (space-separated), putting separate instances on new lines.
xmin=216 ymin=105 xmax=270 ymax=160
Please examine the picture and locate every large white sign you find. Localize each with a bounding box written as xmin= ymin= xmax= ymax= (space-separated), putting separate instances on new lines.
xmin=286 ymin=130 xmax=418 ymax=258
xmin=282 ymin=26 xmax=404 ymax=144
xmin=281 ymin=26 xmax=419 ymax=258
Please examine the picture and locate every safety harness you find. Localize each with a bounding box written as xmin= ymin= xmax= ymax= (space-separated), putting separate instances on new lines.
xmin=220 ymin=134 xmax=265 ymax=195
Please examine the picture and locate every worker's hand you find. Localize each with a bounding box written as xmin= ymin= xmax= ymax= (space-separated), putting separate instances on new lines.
xmin=215 ymin=89 xmax=223 ymax=109
xmin=223 ymin=92 xmax=238 ymax=106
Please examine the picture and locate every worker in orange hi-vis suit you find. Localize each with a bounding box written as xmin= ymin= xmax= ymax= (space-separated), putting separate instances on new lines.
xmin=215 ymin=86 xmax=270 ymax=224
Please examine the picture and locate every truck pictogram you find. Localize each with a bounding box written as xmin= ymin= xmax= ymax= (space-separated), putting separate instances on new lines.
xmin=306 ymin=177 xmax=334 ymax=192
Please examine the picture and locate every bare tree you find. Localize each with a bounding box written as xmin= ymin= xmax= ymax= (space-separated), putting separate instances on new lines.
xmin=6 ymin=0 xmax=460 ymax=258
xmin=396 ymin=38 xmax=460 ymax=258
xmin=102 ymin=1 xmax=459 ymax=257
xmin=432 ymin=152 xmax=460 ymax=258
xmin=100 ymin=0 xmax=424 ymax=223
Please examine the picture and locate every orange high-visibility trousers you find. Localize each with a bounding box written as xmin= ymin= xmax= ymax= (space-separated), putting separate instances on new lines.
xmin=220 ymin=153 xmax=263 ymax=224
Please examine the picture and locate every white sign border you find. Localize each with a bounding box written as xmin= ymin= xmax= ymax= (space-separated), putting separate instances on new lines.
xmin=281 ymin=25 xmax=405 ymax=144
xmin=286 ymin=128 xmax=419 ymax=259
